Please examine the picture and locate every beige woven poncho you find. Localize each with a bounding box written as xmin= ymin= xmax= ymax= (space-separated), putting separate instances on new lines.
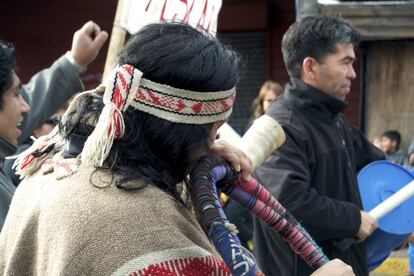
xmin=0 ymin=153 xmax=230 ymax=275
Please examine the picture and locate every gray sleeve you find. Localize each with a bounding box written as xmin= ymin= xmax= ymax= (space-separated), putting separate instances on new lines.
xmin=18 ymin=55 xmax=84 ymax=143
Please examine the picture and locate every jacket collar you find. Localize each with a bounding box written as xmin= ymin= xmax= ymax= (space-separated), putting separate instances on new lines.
xmin=285 ymin=78 xmax=347 ymax=120
xmin=0 ymin=137 xmax=17 ymax=159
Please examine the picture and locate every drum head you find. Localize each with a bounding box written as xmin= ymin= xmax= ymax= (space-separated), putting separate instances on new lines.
xmin=358 ymin=160 xmax=414 ymax=234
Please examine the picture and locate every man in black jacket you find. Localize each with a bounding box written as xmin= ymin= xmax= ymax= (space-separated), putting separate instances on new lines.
xmin=253 ymin=16 xmax=384 ymax=276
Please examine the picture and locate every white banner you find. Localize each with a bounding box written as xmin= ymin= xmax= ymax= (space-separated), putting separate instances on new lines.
xmin=120 ymin=0 xmax=222 ymax=35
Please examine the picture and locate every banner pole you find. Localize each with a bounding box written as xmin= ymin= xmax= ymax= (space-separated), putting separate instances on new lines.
xmin=102 ymin=0 xmax=127 ymax=82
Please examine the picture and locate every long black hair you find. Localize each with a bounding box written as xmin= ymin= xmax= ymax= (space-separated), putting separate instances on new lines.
xmin=65 ymin=23 xmax=240 ymax=205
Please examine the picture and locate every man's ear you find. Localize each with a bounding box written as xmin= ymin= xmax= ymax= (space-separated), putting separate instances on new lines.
xmin=302 ymin=57 xmax=319 ymax=81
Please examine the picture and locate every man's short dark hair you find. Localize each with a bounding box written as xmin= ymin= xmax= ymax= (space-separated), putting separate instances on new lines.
xmin=382 ymin=130 xmax=402 ymax=148
xmin=0 ymin=41 xmax=16 ymax=109
xmin=281 ymin=15 xmax=360 ymax=78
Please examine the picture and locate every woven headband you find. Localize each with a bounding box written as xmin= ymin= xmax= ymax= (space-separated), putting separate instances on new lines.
xmin=81 ymin=64 xmax=236 ymax=167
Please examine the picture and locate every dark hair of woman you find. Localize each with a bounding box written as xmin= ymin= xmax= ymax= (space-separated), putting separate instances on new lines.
xmin=64 ymin=23 xmax=240 ymax=205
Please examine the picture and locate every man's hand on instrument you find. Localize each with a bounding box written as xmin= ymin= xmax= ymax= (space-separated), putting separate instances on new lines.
xmin=311 ymin=259 xmax=355 ymax=276
xmin=70 ymin=21 xmax=108 ymax=69
xmin=355 ymin=211 xmax=378 ymax=243
xmin=210 ymin=139 xmax=252 ymax=182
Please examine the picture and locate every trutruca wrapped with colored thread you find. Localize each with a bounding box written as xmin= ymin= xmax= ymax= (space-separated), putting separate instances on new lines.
xmin=214 ymin=163 xmax=329 ymax=270
xmin=189 ymin=158 xmax=263 ymax=276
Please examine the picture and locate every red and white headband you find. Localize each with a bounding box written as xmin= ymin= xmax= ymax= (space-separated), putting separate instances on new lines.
xmin=81 ymin=64 xmax=236 ymax=167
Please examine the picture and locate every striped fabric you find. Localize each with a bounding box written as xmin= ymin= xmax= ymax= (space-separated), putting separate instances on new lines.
xmin=113 ymin=247 xmax=230 ymax=276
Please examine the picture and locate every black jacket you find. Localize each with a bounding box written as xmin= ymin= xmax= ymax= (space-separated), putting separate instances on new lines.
xmin=253 ymin=79 xmax=384 ymax=276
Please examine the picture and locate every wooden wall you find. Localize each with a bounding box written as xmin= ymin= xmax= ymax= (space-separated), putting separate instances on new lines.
xmin=321 ymin=2 xmax=414 ymax=41
xmin=365 ymin=41 xmax=414 ymax=150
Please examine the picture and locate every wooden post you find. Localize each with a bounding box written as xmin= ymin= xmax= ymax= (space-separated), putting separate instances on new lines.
xmin=102 ymin=0 xmax=127 ymax=82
